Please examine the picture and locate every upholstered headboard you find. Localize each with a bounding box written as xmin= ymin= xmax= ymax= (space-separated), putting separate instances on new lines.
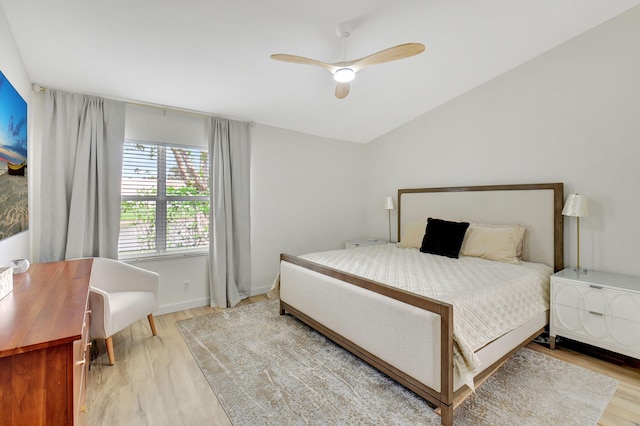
xmin=398 ymin=183 xmax=564 ymax=271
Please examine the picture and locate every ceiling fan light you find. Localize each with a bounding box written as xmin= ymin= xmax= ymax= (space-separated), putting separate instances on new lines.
xmin=334 ymin=68 xmax=355 ymax=83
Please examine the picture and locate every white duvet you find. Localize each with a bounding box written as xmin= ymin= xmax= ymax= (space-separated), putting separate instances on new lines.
xmin=299 ymin=244 xmax=552 ymax=387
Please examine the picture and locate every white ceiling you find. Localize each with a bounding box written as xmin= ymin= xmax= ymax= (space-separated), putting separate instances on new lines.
xmin=2 ymin=0 xmax=639 ymax=143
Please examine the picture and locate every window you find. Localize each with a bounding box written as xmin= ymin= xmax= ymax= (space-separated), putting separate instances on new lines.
xmin=118 ymin=141 xmax=210 ymax=257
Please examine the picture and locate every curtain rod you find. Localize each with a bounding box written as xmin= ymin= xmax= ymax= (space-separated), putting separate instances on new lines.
xmin=31 ymin=83 xmax=254 ymax=125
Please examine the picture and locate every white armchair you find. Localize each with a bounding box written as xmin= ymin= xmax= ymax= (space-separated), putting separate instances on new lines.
xmin=89 ymin=257 xmax=159 ymax=365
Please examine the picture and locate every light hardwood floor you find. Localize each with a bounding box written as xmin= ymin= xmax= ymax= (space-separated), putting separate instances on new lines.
xmin=87 ymin=296 xmax=640 ymax=425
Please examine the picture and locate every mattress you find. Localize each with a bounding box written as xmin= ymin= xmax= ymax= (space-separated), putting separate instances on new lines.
xmin=297 ymin=244 xmax=552 ymax=386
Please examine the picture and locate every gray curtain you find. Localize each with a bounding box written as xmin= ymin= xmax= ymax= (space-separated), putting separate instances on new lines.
xmin=40 ymin=90 xmax=125 ymax=262
xmin=208 ymin=117 xmax=251 ymax=307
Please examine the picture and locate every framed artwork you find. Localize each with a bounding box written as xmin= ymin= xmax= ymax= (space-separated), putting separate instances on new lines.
xmin=0 ymin=70 xmax=28 ymax=240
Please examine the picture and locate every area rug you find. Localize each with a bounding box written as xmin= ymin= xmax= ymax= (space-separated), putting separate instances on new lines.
xmin=177 ymin=300 xmax=618 ymax=425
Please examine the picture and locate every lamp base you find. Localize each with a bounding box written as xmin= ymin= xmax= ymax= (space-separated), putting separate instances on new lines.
xmin=572 ymin=267 xmax=588 ymax=274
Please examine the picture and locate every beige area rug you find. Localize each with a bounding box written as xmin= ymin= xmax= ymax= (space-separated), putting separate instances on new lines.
xmin=177 ymin=300 xmax=618 ymax=425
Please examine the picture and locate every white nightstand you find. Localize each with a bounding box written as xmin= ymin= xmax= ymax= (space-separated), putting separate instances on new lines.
xmin=344 ymin=238 xmax=389 ymax=249
xmin=550 ymin=268 xmax=640 ymax=360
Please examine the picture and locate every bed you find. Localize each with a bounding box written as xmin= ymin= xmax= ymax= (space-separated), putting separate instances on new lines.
xmin=278 ymin=183 xmax=564 ymax=425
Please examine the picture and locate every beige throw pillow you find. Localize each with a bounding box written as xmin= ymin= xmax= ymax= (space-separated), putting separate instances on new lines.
xmin=396 ymin=221 xmax=427 ymax=249
xmin=460 ymin=224 xmax=526 ymax=264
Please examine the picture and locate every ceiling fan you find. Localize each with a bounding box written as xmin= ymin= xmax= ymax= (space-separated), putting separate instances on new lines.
xmin=270 ymin=31 xmax=425 ymax=99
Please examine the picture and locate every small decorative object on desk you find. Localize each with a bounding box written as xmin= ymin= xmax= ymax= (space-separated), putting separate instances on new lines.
xmin=10 ymin=258 xmax=30 ymax=274
xmin=0 ymin=266 xmax=13 ymax=300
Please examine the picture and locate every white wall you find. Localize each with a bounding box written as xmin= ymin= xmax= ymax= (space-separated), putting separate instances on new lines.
xmin=0 ymin=5 xmax=31 ymax=265
xmin=125 ymin=104 xmax=209 ymax=148
xmin=125 ymin=107 xmax=367 ymax=312
xmin=364 ymin=7 xmax=640 ymax=276
xmin=251 ymin=124 xmax=367 ymax=291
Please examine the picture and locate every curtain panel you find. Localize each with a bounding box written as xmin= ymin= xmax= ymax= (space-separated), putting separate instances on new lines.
xmin=208 ymin=117 xmax=251 ymax=307
xmin=40 ymin=90 xmax=125 ymax=262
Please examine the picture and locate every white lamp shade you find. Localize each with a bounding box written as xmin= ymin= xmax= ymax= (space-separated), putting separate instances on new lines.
xmin=384 ymin=196 xmax=395 ymax=210
xmin=562 ymin=193 xmax=589 ymax=217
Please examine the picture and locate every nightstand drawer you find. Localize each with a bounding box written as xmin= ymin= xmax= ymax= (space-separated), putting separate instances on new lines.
xmin=582 ymin=288 xmax=607 ymax=315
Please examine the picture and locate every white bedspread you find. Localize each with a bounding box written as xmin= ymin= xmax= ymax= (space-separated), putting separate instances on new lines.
xmin=299 ymin=244 xmax=552 ymax=387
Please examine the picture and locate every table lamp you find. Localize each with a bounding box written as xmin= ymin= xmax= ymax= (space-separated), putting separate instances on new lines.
xmin=562 ymin=193 xmax=589 ymax=272
xmin=384 ymin=196 xmax=395 ymax=243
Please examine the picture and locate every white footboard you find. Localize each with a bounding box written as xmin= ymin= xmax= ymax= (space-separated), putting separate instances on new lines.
xmin=279 ymin=253 xmax=456 ymax=425
xmin=281 ymin=260 xmax=444 ymax=391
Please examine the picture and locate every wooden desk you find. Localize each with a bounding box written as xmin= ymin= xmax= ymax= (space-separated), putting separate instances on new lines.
xmin=0 ymin=259 xmax=93 ymax=426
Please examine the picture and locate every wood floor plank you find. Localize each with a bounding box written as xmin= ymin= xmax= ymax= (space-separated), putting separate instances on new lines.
xmin=527 ymin=342 xmax=640 ymax=426
xmin=86 ymin=304 xmax=234 ymax=425
xmin=87 ymin=296 xmax=640 ymax=425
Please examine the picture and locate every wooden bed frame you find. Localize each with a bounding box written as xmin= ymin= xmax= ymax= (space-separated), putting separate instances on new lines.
xmin=279 ymin=183 xmax=564 ymax=425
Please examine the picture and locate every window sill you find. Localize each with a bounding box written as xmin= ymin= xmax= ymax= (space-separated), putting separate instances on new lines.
xmin=119 ymin=249 xmax=208 ymax=263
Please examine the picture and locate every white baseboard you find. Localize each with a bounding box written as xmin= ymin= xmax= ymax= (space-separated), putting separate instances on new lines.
xmin=156 ymin=297 xmax=209 ymax=316
xmin=155 ymin=285 xmax=273 ymax=316
xmin=250 ymin=285 xmax=272 ymax=297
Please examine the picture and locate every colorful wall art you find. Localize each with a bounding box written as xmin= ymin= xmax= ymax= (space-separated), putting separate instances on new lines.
xmin=0 ymin=70 xmax=28 ymax=240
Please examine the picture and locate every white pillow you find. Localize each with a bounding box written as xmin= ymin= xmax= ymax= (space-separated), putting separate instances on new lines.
xmin=396 ymin=221 xmax=427 ymax=249
xmin=460 ymin=223 xmax=526 ymax=264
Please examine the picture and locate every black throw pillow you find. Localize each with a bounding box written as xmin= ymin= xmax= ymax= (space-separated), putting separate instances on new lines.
xmin=420 ymin=218 xmax=470 ymax=259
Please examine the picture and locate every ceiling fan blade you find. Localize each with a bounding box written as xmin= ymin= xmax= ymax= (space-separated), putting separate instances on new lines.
xmin=335 ymin=82 xmax=350 ymax=99
xmin=270 ymin=54 xmax=336 ymax=73
xmin=343 ymin=43 xmax=425 ymax=72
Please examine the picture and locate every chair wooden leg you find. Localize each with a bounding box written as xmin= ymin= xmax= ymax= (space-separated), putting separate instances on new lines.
xmin=148 ymin=314 xmax=157 ymax=336
xmin=106 ymin=336 xmax=115 ymax=365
